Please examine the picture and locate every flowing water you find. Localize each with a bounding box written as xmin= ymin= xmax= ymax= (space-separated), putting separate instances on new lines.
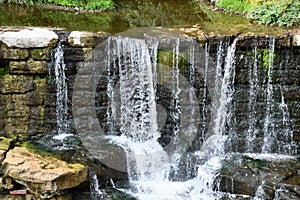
xmin=52 ymin=41 xmax=72 ymax=140
xmin=91 ymin=31 xmax=300 ymax=199
xmin=95 ymin=34 xmax=242 ymax=199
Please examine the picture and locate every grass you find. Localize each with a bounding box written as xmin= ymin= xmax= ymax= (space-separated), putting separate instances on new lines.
xmin=7 ymin=0 xmax=115 ymax=11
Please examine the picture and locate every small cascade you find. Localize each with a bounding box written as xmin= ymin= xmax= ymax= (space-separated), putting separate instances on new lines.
xmin=262 ymin=38 xmax=276 ymax=153
xmin=204 ymin=38 xmax=238 ymax=156
xmin=52 ymin=41 xmax=71 ymax=140
xmin=246 ymin=45 xmax=259 ymax=152
xmin=278 ymin=86 xmax=296 ymax=154
xmin=89 ymin=174 xmax=106 ymax=200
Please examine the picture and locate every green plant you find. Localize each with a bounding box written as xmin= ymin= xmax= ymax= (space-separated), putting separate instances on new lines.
xmin=215 ymin=0 xmax=300 ymax=27
xmin=216 ymin=0 xmax=254 ymax=14
xmin=249 ymin=0 xmax=300 ymax=27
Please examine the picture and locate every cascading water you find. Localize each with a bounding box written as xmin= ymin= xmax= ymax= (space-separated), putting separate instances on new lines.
xmin=86 ymin=30 xmax=299 ymax=200
xmin=262 ymin=38 xmax=276 ymax=153
xmin=246 ymin=45 xmax=259 ymax=152
xmin=52 ymin=41 xmax=71 ymax=140
xmin=100 ymin=34 xmax=240 ymax=200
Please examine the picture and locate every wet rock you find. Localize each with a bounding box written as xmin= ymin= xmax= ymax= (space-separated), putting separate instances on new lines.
xmin=218 ymin=154 xmax=300 ymax=198
xmin=0 ymin=28 xmax=58 ymax=48
xmin=1 ymin=147 xmax=88 ymax=198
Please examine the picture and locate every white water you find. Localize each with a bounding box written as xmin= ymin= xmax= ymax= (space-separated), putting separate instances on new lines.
xmin=246 ymin=45 xmax=259 ymax=152
xmin=90 ymin=174 xmax=106 ymax=199
xmin=52 ymin=41 xmax=72 ymax=140
xmin=100 ymin=34 xmax=298 ymax=200
xmin=102 ymin=36 xmax=240 ymax=200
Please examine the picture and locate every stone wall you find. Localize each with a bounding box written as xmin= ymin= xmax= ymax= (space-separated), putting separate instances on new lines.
xmin=0 ymin=27 xmax=109 ymax=141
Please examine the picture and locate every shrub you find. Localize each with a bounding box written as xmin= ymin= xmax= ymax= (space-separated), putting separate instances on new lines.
xmin=249 ymin=0 xmax=300 ymax=27
xmin=215 ymin=0 xmax=300 ymax=27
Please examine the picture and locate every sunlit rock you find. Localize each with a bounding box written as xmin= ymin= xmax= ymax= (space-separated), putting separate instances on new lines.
xmin=68 ymin=31 xmax=110 ymax=47
xmin=1 ymin=147 xmax=88 ymax=198
xmin=0 ymin=28 xmax=58 ymax=48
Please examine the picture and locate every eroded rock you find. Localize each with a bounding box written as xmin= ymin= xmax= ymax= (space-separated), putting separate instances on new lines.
xmin=1 ymin=147 xmax=88 ymax=197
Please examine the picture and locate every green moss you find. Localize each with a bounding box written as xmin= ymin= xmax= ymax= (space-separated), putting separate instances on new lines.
xmin=0 ymin=137 xmax=14 ymax=150
xmin=21 ymin=141 xmax=55 ymax=157
xmin=243 ymin=155 xmax=268 ymax=169
xmin=33 ymin=74 xmax=46 ymax=80
xmin=157 ymin=50 xmax=187 ymax=70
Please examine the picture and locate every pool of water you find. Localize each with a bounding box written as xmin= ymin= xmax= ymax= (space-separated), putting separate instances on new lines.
xmin=0 ymin=0 xmax=287 ymax=35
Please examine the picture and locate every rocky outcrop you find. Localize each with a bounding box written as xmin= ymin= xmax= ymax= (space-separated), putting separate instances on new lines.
xmin=217 ymin=154 xmax=300 ymax=199
xmin=0 ymin=146 xmax=88 ymax=199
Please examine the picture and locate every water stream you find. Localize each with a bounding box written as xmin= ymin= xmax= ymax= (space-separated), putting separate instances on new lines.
xmin=52 ymin=41 xmax=72 ymax=140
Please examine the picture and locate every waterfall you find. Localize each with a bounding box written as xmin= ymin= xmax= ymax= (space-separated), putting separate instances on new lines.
xmin=52 ymin=41 xmax=71 ymax=140
xmin=93 ymin=32 xmax=298 ymax=200
xmin=202 ymin=38 xmax=238 ymax=156
xmin=262 ymin=38 xmax=276 ymax=153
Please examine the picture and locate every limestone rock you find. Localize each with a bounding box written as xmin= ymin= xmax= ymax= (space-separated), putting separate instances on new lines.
xmin=1 ymin=147 xmax=88 ymax=197
xmin=68 ymin=31 xmax=110 ymax=47
xmin=0 ymin=137 xmax=13 ymax=162
xmin=0 ymin=28 xmax=58 ymax=48
xmin=293 ymin=34 xmax=300 ymax=47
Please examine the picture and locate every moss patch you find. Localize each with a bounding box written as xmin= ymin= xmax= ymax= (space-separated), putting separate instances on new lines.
xmin=0 ymin=137 xmax=13 ymax=150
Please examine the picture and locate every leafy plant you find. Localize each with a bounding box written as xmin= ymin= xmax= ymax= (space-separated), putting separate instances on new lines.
xmin=249 ymin=0 xmax=300 ymax=27
xmin=215 ymin=0 xmax=300 ymax=27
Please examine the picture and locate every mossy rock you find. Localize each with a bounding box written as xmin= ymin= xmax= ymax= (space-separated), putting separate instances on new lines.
xmin=0 ymin=137 xmax=13 ymax=151
xmin=157 ymin=50 xmax=188 ymax=70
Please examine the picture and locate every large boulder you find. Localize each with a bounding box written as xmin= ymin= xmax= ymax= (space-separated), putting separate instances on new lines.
xmin=1 ymin=147 xmax=88 ymax=198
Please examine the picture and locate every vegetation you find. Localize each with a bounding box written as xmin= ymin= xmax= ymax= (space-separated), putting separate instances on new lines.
xmin=7 ymin=0 xmax=115 ymax=11
xmin=215 ymin=0 xmax=300 ymax=27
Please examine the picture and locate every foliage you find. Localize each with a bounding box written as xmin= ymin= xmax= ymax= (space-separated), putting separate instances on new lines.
xmin=8 ymin=0 xmax=115 ymax=11
xmin=0 ymin=61 xmax=10 ymax=76
xmin=215 ymin=0 xmax=300 ymax=27
xmin=249 ymin=0 xmax=300 ymax=27
xmin=216 ymin=0 xmax=254 ymax=14
xmin=0 ymin=4 xmax=114 ymax=32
